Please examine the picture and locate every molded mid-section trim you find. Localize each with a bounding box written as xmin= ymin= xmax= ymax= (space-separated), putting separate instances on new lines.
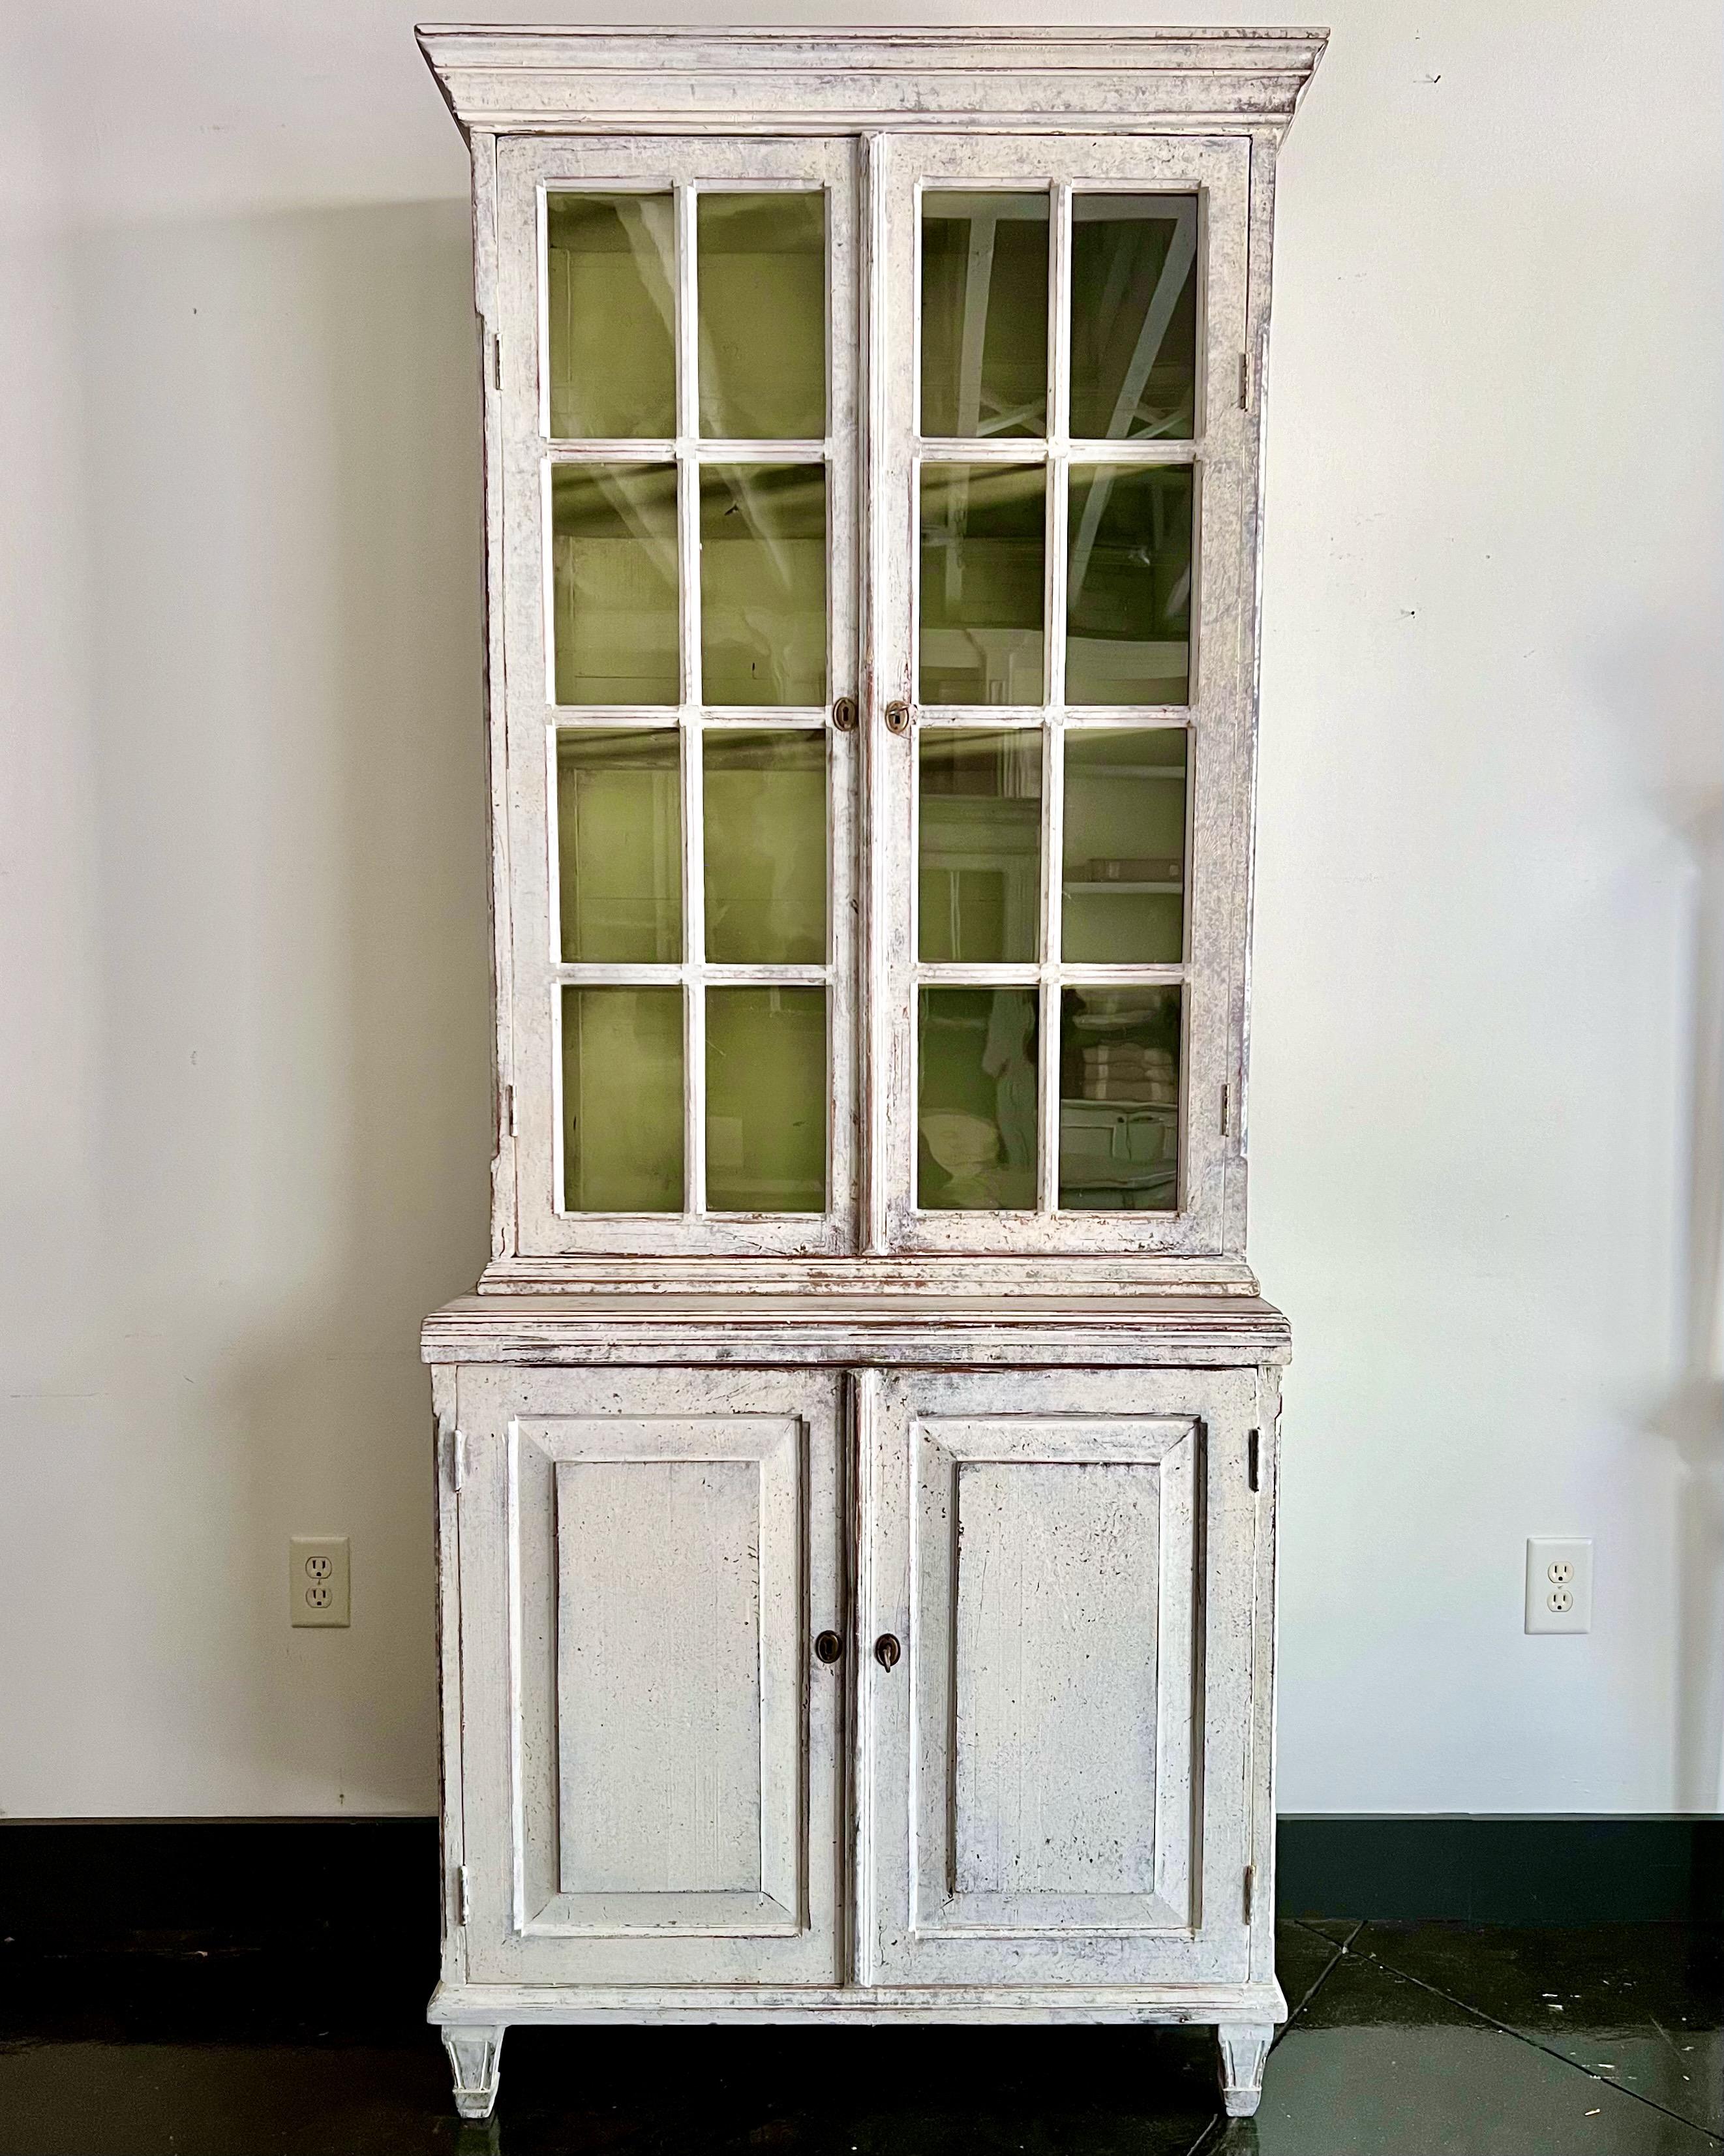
xmin=421 ymin=1288 xmax=1293 ymax=1367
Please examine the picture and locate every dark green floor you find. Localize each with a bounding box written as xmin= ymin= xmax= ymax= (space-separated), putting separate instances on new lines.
xmin=0 ymin=1922 xmax=1717 ymax=2154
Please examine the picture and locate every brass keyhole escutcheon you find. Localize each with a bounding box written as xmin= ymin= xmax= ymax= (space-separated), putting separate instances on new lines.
xmin=832 ymin=695 xmax=856 ymax=733
xmin=884 ymin=701 xmax=911 ymax=735
xmin=874 ymin=1633 xmax=901 ymax=1671
xmin=813 ymin=1629 xmax=843 ymax=1665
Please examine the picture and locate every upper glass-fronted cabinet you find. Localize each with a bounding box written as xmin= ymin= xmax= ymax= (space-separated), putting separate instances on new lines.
xmin=487 ymin=119 xmax=1260 ymax=1263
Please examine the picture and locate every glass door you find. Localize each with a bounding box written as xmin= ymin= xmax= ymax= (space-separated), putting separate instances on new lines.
xmin=868 ymin=134 xmax=1252 ymax=1256
xmin=497 ymin=137 xmax=858 ymax=1255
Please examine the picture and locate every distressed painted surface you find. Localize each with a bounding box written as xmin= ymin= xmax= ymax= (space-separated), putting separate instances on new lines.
xmin=861 ymin=1366 xmax=1253 ymax=1990
xmin=455 ymin=1369 xmax=845 ymax=1988
xmin=423 ymin=1287 xmax=1292 ymax=1367
xmin=952 ymin=1457 xmax=1169 ymax=1900
xmin=554 ymin=1455 xmax=763 ymax=1896
xmin=418 ymin=27 xmax=1328 ymax=135
xmin=417 ymin=23 xmax=1323 ymax=2112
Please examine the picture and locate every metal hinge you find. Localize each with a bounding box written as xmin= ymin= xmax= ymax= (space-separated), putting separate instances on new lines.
xmin=1238 ymin=350 xmax=1250 ymax=410
xmin=451 ymin=1428 xmax=467 ymax=1495
xmin=1220 ymin=1084 xmax=1230 ymax=1138
xmin=1244 ymin=1864 xmax=1257 ymax=1921
xmin=502 ymin=1083 xmax=516 ymax=1139
xmin=457 ymin=1864 xmax=470 ymax=1927
xmin=489 ymin=332 xmax=502 ymax=393
xmin=1248 ymin=1428 xmax=1261 ymax=1493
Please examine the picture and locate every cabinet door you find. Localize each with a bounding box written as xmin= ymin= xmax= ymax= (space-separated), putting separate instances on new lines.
xmin=455 ymin=1366 xmax=845 ymax=1985
xmin=492 ymin=133 xmax=860 ymax=1260
xmin=865 ymin=132 xmax=1255 ymax=1258
xmin=858 ymin=1365 xmax=1262 ymax=1986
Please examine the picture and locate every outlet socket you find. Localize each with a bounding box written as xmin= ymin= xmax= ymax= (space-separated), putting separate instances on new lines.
xmin=290 ymin=1536 xmax=350 ymax=1628
xmin=1525 ymin=1538 xmax=1591 ymax=1634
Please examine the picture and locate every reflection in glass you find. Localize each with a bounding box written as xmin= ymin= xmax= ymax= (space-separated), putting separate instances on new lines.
xmin=918 ymin=731 xmax=1042 ymax=962
xmin=704 ymin=730 xmax=826 ymax=963
xmin=918 ymin=464 xmax=1045 ymax=706
xmin=700 ymin=465 xmax=826 ymax=706
xmin=547 ymin=194 xmax=676 ymax=440
xmin=1062 ymin=729 xmax=1186 ymax=965
xmin=1066 ymin=465 xmax=1192 ymax=706
xmin=920 ymin=193 xmax=1050 ymax=439
xmin=557 ymin=730 xmax=682 ymax=962
xmin=551 ymin=464 xmax=680 ymax=706
xmin=706 ymin=987 xmax=826 ymax=1213
xmin=1070 ymin=195 xmax=1198 ymax=441
xmin=1059 ymin=986 xmax=1181 ymax=1212
xmin=918 ymin=987 xmax=1038 ymax=1211
xmin=562 ymin=986 xmax=684 ymax=1212
xmin=699 ymin=193 xmax=826 ymax=440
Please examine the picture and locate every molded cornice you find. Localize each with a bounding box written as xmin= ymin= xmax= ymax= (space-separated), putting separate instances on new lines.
xmin=416 ymin=24 xmax=1329 ymax=138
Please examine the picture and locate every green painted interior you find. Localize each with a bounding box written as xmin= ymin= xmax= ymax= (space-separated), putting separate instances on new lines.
xmin=1066 ymin=464 xmax=1192 ymax=706
xmin=556 ymin=729 xmax=682 ymax=963
xmin=546 ymin=192 xmax=676 ymax=440
xmin=703 ymin=729 xmax=826 ymax=964
xmin=698 ymin=192 xmax=826 ymax=440
xmin=706 ymin=987 xmax=826 ymax=1213
xmin=562 ymin=985 xmax=684 ymax=1213
xmin=918 ymin=728 xmax=1042 ymax=962
xmin=920 ymin=191 xmax=1049 ymax=440
xmin=918 ymin=463 xmax=1045 ymax=706
xmin=699 ymin=464 xmax=826 ymax=706
xmin=917 ymin=986 xmax=1039 ymax=1211
xmin=1061 ymin=727 xmax=1187 ymax=964
xmin=1058 ymin=984 xmax=1181 ymax=1213
xmin=551 ymin=463 xmax=680 ymax=706
xmin=1069 ymin=194 xmax=1198 ymax=442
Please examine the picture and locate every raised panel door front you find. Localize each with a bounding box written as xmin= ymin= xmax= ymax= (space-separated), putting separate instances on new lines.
xmin=456 ymin=1365 xmax=845 ymax=1985
xmin=858 ymin=1365 xmax=1260 ymax=1987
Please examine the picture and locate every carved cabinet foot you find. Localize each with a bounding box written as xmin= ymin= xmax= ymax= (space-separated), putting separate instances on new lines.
xmin=1215 ymin=2020 xmax=1273 ymax=2118
xmin=444 ymin=2024 xmax=506 ymax=2120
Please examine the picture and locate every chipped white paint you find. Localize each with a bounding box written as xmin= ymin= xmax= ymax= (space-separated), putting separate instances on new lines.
xmin=418 ymin=23 xmax=1322 ymax=2127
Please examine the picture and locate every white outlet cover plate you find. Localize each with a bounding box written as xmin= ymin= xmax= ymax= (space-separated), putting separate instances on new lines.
xmin=290 ymin=1535 xmax=351 ymax=1628
xmin=1525 ymin=1537 xmax=1592 ymax=1634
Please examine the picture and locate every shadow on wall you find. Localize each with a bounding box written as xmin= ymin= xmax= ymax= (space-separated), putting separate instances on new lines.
xmin=1598 ymin=624 xmax=1724 ymax=1812
xmin=73 ymin=201 xmax=491 ymax=1806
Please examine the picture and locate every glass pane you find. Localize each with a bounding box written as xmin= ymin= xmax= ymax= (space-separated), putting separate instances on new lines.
xmin=703 ymin=729 xmax=826 ymax=963
xmin=918 ymin=730 xmax=1042 ymax=962
xmin=1061 ymin=729 xmax=1186 ymax=965
xmin=562 ymin=986 xmax=684 ymax=1212
xmin=706 ymin=987 xmax=826 ymax=1213
xmin=698 ymin=193 xmax=826 ymax=440
xmin=700 ymin=465 xmax=826 ymax=706
xmin=1070 ymin=195 xmax=1198 ymax=441
xmin=1059 ymin=986 xmax=1180 ymax=1212
xmin=1066 ymin=465 xmax=1192 ymax=706
xmin=547 ymin=194 xmax=676 ymax=440
xmin=551 ymin=464 xmax=680 ymax=706
xmin=919 ymin=464 xmax=1045 ymax=706
xmin=557 ymin=729 xmax=682 ymax=962
xmin=920 ymin=193 xmax=1049 ymax=439
xmin=918 ymin=987 xmax=1038 ymax=1211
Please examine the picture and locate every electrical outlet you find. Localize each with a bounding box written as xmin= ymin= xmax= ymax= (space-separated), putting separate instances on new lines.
xmin=290 ymin=1536 xmax=350 ymax=1628
xmin=1525 ymin=1538 xmax=1591 ymax=1634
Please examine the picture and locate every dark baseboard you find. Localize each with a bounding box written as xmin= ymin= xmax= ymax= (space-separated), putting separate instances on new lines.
xmin=1276 ymin=1814 xmax=1724 ymax=1924
xmin=0 ymin=1816 xmax=1716 ymax=1980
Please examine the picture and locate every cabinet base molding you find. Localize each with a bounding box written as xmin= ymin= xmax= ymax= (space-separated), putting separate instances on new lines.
xmin=429 ymin=1979 xmax=1288 ymax=2027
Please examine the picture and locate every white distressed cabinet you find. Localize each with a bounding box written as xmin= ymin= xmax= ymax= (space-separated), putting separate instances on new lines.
xmin=417 ymin=23 xmax=1323 ymax=2125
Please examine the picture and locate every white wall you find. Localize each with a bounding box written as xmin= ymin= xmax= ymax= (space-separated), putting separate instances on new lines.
xmin=0 ymin=0 xmax=1717 ymax=1818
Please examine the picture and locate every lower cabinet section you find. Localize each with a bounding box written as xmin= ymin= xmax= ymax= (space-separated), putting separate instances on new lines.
xmin=449 ymin=1358 xmax=1271 ymax=1999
